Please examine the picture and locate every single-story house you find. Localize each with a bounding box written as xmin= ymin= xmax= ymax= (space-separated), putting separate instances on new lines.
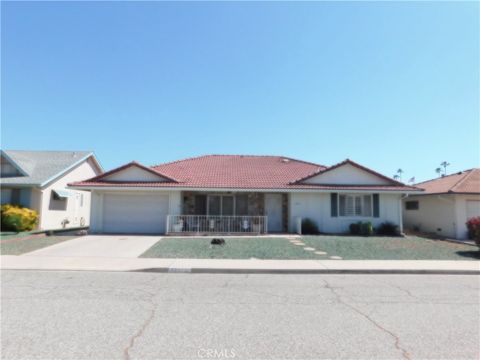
xmin=69 ymin=155 xmax=420 ymax=235
xmin=1 ymin=150 xmax=103 ymax=230
xmin=403 ymin=168 xmax=480 ymax=240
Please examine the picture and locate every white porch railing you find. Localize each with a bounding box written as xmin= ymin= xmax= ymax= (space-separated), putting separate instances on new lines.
xmin=166 ymin=215 xmax=268 ymax=234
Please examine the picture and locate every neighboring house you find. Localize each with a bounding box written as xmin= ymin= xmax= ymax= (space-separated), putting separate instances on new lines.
xmin=403 ymin=169 xmax=480 ymax=240
xmin=69 ymin=155 xmax=420 ymax=235
xmin=1 ymin=150 xmax=103 ymax=230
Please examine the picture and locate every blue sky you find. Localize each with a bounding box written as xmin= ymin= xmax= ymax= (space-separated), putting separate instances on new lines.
xmin=2 ymin=1 xmax=478 ymax=182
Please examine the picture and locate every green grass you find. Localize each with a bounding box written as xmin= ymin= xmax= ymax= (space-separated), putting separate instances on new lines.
xmin=141 ymin=235 xmax=479 ymax=260
xmin=0 ymin=235 xmax=76 ymax=255
xmin=141 ymin=237 xmax=320 ymax=259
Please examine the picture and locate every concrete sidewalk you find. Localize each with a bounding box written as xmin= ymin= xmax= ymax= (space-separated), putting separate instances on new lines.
xmin=1 ymin=255 xmax=479 ymax=274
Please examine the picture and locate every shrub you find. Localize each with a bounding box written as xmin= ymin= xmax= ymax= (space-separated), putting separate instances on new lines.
xmin=349 ymin=221 xmax=374 ymax=236
xmin=466 ymin=217 xmax=480 ymax=245
xmin=376 ymin=222 xmax=400 ymax=236
xmin=301 ymin=218 xmax=319 ymax=234
xmin=349 ymin=222 xmax=362 ymax=235
xmin=360 ymin=221 xmax=374 ymax=236
xmin=1 ymin=204 xmax=38 ymax=232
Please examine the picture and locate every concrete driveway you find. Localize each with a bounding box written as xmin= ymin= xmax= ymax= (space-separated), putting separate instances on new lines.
xmin=24 ymin=235 xmax=161 ymax=258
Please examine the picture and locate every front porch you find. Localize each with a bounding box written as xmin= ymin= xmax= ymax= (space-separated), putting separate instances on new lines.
xmin=166 ymin=191 xmax=289 ymax=235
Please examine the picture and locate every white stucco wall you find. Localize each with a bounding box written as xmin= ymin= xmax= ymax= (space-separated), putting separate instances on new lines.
xmin=403 ymin=194 xmax=480 ymax=239
xmin=304 ymin=164 xmax=391 ymax=185
xmin=39 ymin=157 xmax=100 ymax=230
xmin=454 ymin=194 xmax=480 ymax=239
xmin=89 ymin=190 xmax=182 ymax=233
xmin=104 ymin=166 xmax=168 ymax=182
xmin=402 ymin=195 xmax=457 ymax=238
xmin=289 ymin=192 xmax=402 ymax=233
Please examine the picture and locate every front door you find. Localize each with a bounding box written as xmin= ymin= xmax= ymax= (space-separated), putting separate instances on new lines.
xmin=265 ymin=194 xmax=283 ymax=232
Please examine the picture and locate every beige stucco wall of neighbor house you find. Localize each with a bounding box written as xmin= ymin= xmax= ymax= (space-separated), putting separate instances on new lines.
xmin=402 ymin=195 xmax=457 ymax=239
xmin=289 ymin=192 xmax=402 ymax=234
xmin=89 ymin=190 xmax=182 ymax=233
xmin=39 ymin=158 xmax=100 ymax=230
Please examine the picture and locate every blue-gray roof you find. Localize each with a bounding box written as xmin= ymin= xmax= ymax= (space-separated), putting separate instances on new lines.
xmin=1 ymin=150 xmax=99 ymax=187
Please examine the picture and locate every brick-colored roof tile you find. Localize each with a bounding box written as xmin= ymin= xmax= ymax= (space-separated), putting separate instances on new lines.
xmin=71 ymin=154 xmax=420 ymax=192
xmin=416 ymin=168 xmax=480 ymax=194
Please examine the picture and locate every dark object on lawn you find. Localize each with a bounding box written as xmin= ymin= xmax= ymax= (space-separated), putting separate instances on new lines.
xmin=376 ymin=222 xmax=400 ymax=236
xmin=301 ymin=218 xmax=319 ymax=234
xmin=211 ymin=238 xmax=226 ymax=245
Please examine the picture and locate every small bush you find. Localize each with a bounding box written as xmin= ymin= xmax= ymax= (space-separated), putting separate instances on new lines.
xmin=349 ymin=221 xmax=374 ymax=236
xmin=376 ymin=222 xmax=400 ymax=236
xmin=360 ymin=221 xmax=374 ymax=236
xmin=302 ymin=218 xmax=319 ymax=234
xmin=466 ymin=217 xmax=480 ymax=245
xmin=1 ymin=204 xmax=38 ymax=232
xmin=349 ymin=222 xmax=362 ymax=235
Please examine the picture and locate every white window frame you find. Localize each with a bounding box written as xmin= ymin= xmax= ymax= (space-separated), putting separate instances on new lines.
xmin=338 ymin=194 xmax=373 ymax=218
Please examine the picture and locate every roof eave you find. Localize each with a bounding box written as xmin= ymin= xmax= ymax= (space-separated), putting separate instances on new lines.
xmin=68 ymin=184 xmax=422 ymax=194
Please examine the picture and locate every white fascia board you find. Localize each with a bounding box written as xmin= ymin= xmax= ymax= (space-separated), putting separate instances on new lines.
xmin=67 ymin=185 xmax=422 ymax=195
xmin=88 ymin=153 xmax=104 ymax=174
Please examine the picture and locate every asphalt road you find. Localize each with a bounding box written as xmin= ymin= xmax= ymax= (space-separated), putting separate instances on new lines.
xmin=2 ymin=271 xmax=479 ymax=360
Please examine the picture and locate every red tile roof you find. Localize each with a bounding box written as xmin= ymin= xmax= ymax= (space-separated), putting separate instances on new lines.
xmin=70 ymin=155 xmax=421 ymax=192
xmin=415 ymin=168 xmax=480 ymax=194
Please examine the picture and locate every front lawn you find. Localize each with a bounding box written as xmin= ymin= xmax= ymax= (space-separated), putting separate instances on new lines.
xmin=301 ymin=235 xmax=479 ymax=260
xmin=0 ymin=235 xmax=76 ymax=255
xmin=141 ymin=237 xmax=320 ymax=259
xmin=140 ymin=235 xmax=479 ymax=260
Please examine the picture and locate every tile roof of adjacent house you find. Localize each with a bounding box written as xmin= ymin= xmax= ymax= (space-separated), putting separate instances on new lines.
xmin=0 ymin=150 xmax=102 ymax=187
xmin=71 ymin=154 xmax=420 ymax=192
xmin=415 ymin=168 xmax=480 ymax=194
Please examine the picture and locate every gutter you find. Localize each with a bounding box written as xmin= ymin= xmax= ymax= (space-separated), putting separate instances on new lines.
xmin=67 ymin=185 xmax=423 ymax=195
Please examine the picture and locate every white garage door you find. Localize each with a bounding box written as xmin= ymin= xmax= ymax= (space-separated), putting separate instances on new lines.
xmin=103 ymin=194 xmax=169 ymax=234
xmin=466 ymin=200 xmax=480 ymax=220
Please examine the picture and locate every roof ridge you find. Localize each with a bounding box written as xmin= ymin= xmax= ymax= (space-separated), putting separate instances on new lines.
xmin=450 ymin=168 xmax=478 ymax=192
xmin=151 ymin=154 xmax=326 ymax=168
xmin=4 ymin=149 xmax=93 ymax=153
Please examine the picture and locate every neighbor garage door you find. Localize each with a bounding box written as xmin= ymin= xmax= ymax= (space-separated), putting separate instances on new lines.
xmin=103 ymin=194 xmax=169 ymax=234
xmin=466 ymin=200 xmax=480 ymax=220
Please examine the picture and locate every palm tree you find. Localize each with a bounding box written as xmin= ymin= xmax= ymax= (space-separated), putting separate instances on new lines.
xmin=396 ymin=168 xmax=404 ymax=181
xmin=435 ymin=167 xmax=442 ymax=177
xmin=440 ymin=161 xmax=450 ymax=175
xmin=393 ymin=174 xmax=400 ymax=180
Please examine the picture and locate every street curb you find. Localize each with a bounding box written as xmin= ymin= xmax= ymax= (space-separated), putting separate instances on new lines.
xmin=133 ymin=267 xmax=480 ymax=275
